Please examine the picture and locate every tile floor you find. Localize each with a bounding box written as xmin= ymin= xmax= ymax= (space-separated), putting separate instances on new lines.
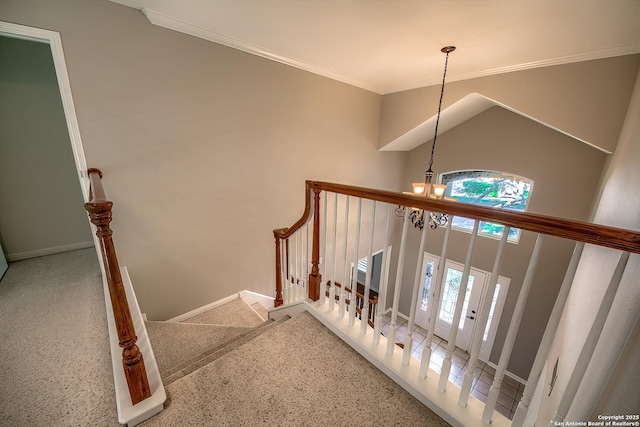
xmin=379 ymin=314 xmax=525 ymax=420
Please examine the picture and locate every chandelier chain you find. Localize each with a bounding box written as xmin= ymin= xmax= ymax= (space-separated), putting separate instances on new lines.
xmin=395 ymin=46 xmax=455 ymax=231
xmin=427 ymin=48 xmax=453 ymax=175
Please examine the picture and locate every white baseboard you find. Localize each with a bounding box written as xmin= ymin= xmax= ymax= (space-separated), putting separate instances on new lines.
xmin=7 ymin=240 xmax=94 ymax=262
xmin=166 ymin=291 xmax=275 ymax=323
xmin=166 ymin=293 xmax=239 ymax=323
xmin=484 ymin=360 xmax=528 ymax=386
xmin=239 ymin=290 xmax=275 ymax=309
xmin=382 ymin=306 xmax=410 ymax=322
xmin=267 ymin=301 xmax=307 ymax=321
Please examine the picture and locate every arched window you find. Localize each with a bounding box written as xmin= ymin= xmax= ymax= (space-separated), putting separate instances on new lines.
xmin=440 ymin=170 xmax=534 ymax=242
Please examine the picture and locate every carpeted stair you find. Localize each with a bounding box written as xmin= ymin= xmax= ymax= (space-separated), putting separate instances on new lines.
xmin=145 ymin=297 xmax=277 ymax=385
xmin=157 ymin=316 xmax=290 ymax=386
xmin=0 ymin=251 xmax=448 ymax=426
xmin=142 ymin=299 xmax=451 ymax=426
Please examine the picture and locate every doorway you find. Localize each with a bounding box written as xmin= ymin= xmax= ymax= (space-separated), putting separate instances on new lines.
xmin=0 ymin=22 xmax=92 ymax=263
xmin=415 ymin=252 xmax=509 ymax=362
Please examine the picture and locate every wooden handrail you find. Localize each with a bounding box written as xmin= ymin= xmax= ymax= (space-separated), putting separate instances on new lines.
xmin=274 ymin=180 xmax=640 ymax=306
xmin=273 ymin=184 xmax=314 ymax=241
xmin=84 ymin=168 xmax=151 ymax=405
xmin=309 ymin=180 xmax=640 ymax=254
xmin=272 ymin=183 xmax=316 ymax=306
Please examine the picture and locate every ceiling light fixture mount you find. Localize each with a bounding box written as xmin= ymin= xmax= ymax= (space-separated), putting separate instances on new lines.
xmin=396 ymin=45 xmax=455 ymax=230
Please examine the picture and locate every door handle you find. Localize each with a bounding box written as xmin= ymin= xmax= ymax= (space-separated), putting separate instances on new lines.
xmin=466 ymin=315 xmax=475 ymax=320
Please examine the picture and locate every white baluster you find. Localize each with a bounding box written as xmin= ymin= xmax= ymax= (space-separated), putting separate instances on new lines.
xmin=305 ymin=222 xmax=310 ymax=301
xmin=512 ymin=242 xmax=585 ymax=427
xmin=387 ymin=207 xmax=411 ymax=356
xmin=549 ymin=251 xmax=630 ymax=427
xmin=280 ymin=237 xmax=287 ymax=305
xmin=328 ymin=193 xmax=338 ymax=311
xmin=329 ymin=193 xmax=339 ymax=311
xmin=439 ymin=220 xmax=480 ymax=393
xmin=338 ymin=197 xmax=350 ymax=319
xmin=319 ymin=192 xmax=328 ymax=304
xmin=360 ymin=201 xmax=377 ymax=336
xmin=403 ymin=212 xmax=430 ymax=365
xmin=349 ymin=198 xmax=363 ymax=327
xmin=420 ymin=219 xmax=452 ymax=378
xmin=459 ymin=227 xmax=510 ymax=407
xmin=285 ymin=237 xmax=291 ymax=304
xmin=373 ymin=204 xmax=393 ymax=346
xmin=299 ymin=229 xmax=309 ymax=299
xmin=294 ymin=230 xmax=300 ymax=301
xmin=291 ymin=231 xmax=298 ymax=302
xmin=483 ymin=234 xmax=544 ymax=423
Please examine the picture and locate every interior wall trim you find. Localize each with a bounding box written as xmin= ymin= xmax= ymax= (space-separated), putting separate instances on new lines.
xmin=7 ymin=241 xmax=95 ymax=262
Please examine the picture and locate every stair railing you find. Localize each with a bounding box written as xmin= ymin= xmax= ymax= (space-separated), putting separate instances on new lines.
xmin=84 ymin=168 xmax=151 ymax=405
xmin=273 ymin=182 xmax=320 ymax=306
xmin=274 ymin=180 xmax=640 ymax=426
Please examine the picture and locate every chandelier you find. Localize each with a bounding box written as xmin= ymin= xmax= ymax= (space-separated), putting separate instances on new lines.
xmin=396 ymin=46 xmax=455 ymax=230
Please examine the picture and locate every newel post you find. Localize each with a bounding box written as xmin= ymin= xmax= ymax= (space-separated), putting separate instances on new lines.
xmin=84 ymin=171 xmax=151 ymax=405
xmin=273 ymin=229 xmax=286 ymax=307
xmin=308 ymin=185 xmax=322 ymax=301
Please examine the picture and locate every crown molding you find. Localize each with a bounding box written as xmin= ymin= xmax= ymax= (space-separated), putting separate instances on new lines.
xmin=385 ymin=45 xmax=640 ymax=94
xmin=141 ymin=8 xmax=383 ymax=94
xmin=141 ymin=8 xmax=640 ymax=96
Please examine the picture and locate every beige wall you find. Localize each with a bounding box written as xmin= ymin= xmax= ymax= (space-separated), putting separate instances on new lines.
xmin=385 ymin=106 xmax=607 ymax=379
xmin=380 ymin=55 xmax=640 ymax=154
xmin=537 ymin=69 xmax=640 ymax=422
xmin=0 ymin=1 xmax=406 ymax=319
xmin=1 ymin=4 xmax=636 ymax=396
xmin=0 ymin=35 xmax=91 ymax=258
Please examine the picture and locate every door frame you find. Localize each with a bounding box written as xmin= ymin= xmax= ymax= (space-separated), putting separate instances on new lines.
xmin=0 ymin=21 xmax=90 ymax=202
xmin=415 ymin=251 xmax=510 ymax=362
xmin=434 ymin=258 xmax=487 ymax=351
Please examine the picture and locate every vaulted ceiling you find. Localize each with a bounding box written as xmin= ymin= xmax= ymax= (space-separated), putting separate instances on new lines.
xmin=110 ymin=0 xmax=640 ymax=95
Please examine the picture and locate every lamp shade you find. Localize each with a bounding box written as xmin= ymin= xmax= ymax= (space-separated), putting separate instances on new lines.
xmin=412 ymin=182 xmax=427 ymax=196
xmin=432 ymin=184 xmax=447 ymax=199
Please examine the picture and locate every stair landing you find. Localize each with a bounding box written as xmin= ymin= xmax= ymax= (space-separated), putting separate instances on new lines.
xmin=179 ymin=297 xmax=265 ymax=327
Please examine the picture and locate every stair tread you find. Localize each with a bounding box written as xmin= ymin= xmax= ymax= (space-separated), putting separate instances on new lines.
xmin=162 ymin=316 xmax=290 ymax=385
xmin=145 ymin=321 xmax=253 ymax=375
xmin=180 ymin=298 xmax=264 ymax=327
xmin=140 ymin=311 xmax=449 ymax=427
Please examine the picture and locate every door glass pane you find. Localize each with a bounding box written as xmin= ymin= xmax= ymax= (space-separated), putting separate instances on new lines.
xmin=420 ymin=261 xmax=435 ymax=312
xmin=439 ymin=267 xmax=474 ymax=329
xmin=483 ymin=283 xmax=501 ymax=341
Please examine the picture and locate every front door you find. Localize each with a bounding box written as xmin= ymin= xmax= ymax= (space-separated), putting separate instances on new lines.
xmin=415 ymin=253 xmax=508 ymax=357
xmin=435 ymin=259 xmax=485 ymax=351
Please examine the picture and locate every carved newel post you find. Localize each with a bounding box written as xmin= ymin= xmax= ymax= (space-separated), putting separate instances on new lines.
xmin=85 ymin=169 xmax=151 ymax=405
xmin=308 ymin=185 xmax=322 ymax=301
xmin=273 ymin=228 xmax=287 ymax=307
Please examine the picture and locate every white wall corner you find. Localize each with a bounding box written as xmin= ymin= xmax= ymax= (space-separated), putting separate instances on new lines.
xmin=239 ymin=289 xmax=275 ymax=309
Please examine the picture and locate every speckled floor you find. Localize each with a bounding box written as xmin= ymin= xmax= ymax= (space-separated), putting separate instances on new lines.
xmin=380 ymin=313 xmax=525 ymax=420
xmin=145 ymin=321 xmax=253 ymax=375
xmin=0 ymin=249 xmax=120 ymax=426
xmin=142 ymin=311 xmax=451 ymax=427
xmin=0 ymin=251 xmax=451 ymax=427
